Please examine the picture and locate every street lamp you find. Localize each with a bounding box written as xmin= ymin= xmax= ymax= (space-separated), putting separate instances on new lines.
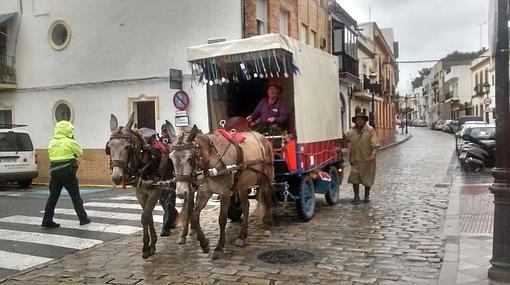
xmin=488 ymin=0 xmax=510 ymax=281
xmin=483 ymin=81 xmax=491 ymax=123
xmin=369 ymin=72 xmax=377 ymax=128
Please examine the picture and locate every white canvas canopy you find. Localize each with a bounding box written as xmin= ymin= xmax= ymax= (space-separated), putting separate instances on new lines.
xmin=186 ymin=34 xmax=342 ymax=143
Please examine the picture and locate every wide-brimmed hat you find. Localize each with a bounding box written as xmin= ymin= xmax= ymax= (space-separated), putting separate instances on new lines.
xmin=351 ymin=112 xmax=369 ymax=123
xmin=266 ymin=78 xmax=283 ymax=93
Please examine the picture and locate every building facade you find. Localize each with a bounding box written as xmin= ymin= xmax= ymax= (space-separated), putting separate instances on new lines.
xmin=471 ymin=50 xmax=494 ymax=123
xmin=0 ymin=0 xmax=333 ymax=184
xmin=358 ymin=22 xmax=397 ymax=141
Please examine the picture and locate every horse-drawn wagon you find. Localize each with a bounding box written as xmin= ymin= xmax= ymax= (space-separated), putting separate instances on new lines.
xmin=187 ymin=34 xmax=344 ymax=221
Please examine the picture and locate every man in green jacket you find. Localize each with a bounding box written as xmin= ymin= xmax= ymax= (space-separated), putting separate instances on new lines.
xmin=42 ymin=120 xmax=90 ymax=228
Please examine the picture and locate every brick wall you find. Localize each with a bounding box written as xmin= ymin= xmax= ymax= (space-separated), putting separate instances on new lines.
xmin=35 ymin=149 xmax=112 ymax=186
xmin=243 ymin=0 xmax=328 ymax=49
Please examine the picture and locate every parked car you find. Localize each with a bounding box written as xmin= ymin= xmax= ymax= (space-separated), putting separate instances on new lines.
xmin=417 ymin=120 xmax=427 ymax=127
xmin=434 ymin=120 xmax=445 ymax=131
xmin=442 ymin=120 xmax=454 ymax=132
xmin=455 ymin=123 xmax=495 ymax=154
xmin=0 ymin=126 xmax=38 ymax=187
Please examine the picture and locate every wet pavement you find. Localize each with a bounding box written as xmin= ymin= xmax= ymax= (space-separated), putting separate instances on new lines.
xmin=0 ymin=128 xmax=487 ymax=285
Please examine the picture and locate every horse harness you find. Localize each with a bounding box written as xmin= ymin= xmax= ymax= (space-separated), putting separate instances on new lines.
xmin=108 ymin=129 xmax=172 ymax=187
xmin=172 ymin=131 xmax=273 ymax=188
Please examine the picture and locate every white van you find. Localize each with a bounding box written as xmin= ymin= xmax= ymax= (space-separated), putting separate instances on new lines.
xmin=0 ymin=126 xmax=38 ymax=187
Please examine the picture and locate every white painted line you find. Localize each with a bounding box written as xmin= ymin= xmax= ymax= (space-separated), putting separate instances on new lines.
xmin=108 ymin=195 xmax=138 ymax=201
xmin=84 ymin=202 xmax=164 ymax=212
xmin=0 ymin=229 xmax=102 ymax=250
xmin=0 ymin=216 xmax=142 ymax=235
xmin=49 ymin=209 xmax=166 ymax=223
xmin=0 ymin=250 xmax=53 ymax=270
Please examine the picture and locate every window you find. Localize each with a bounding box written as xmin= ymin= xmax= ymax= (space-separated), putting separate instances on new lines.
xmin=332 ymin=27 xmax=343 ymax=53
xmin=485 ymin=69 xmax=489 ymax=85
xmin=256 ymin=0 xmax=267 ymax=35
xmin=310 ymin=30 xmax=317 ymax=47
xmin=53 ymin=100 xmax=73 ymax=122
xmin=300 ymin=23 xmax=308 ymax=44
xmin=0 ymin=132 xmax=33 ymax=151
xmin=49 ymin=20 xmax=71 ymax=50
xmin=475 ymin=73 xmax=478 ymax=91
xmin=279 ymin=10 xmax=289 ymax=35
xmin=0 ymin=109 xmax=12 ymax=125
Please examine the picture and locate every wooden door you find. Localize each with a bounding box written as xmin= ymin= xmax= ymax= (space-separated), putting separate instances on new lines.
xmin=135 ymin=101 xmax=155 ymax=130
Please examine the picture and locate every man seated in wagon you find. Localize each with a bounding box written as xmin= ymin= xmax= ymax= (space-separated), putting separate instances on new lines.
xmin=246 ymin=79 xmax=291 ymax=135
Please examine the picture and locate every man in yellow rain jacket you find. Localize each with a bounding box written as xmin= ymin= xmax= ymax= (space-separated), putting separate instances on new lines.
xmin=346 ymin=113 xmax=380 ymax=204
xmin=41 ymin=120 xmax=90 ymax=228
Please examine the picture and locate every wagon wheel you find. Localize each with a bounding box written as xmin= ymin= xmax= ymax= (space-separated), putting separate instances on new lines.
xmin=296 ymin=175 xmax=316 ymax=222
xmin=227 ymin=193 xmax=243 ymax=222
xmin=325 ymin=166 xmax=340 ymax=206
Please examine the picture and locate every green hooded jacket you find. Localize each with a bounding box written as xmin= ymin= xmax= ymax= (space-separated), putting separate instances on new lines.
xmin=48 ymin=121 xmax=83 ymax=162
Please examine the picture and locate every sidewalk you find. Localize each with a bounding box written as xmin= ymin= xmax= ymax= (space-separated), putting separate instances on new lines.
xmin=438 ymin=161 xmax=507 ymax=284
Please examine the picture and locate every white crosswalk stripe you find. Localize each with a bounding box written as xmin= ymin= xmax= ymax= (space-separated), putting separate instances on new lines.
xmin=0 ymin=229 xmax=103 ymax=250
xmin=84 ymin=202 xmax=165 ymax=211
xmin=0 ymin=250 xmax=53 ymax=270
xmin=0 ymin=216 xmax=141 ymax=235
xmin=51 ymin=208 xmax=165 ymax=222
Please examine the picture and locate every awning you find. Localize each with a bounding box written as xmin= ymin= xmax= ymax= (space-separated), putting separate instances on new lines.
xmin=0 ymin=13 xmax=17 ymax=26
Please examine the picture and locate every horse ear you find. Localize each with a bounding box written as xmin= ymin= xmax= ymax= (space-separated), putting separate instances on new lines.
xmin=187 ymin=124 xmax=201 ymax=142
xmin=110 ymin=114 xmax=119 ymax=133
xmin=125 ymin=112 xmax=135 ymax=129
xmin=163 ymin=120 xmax=176 ymax=138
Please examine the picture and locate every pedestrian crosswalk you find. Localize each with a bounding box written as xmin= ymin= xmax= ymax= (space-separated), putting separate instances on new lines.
xmin=0 ymin=193 xmax=219 ymax=277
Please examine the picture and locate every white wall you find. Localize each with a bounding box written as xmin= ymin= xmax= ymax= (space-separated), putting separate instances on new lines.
xmin=0 ymin=0 xmax=242 ymax=148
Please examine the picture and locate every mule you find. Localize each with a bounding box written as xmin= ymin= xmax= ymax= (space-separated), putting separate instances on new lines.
xmin=107 ymin=113 xmax=192 ymax=259
xmin=165 ymin=123 xmax=275 ymax=259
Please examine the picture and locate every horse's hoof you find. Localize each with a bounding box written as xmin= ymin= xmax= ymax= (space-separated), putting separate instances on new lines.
xmin=160 ymin=230 xmax=171 ymax=237
xmin=212 ymin=249 xmax=224 ymax=260
xmin=235 ymin=238 xmax=246 ymax=247
xmin=264 ymin=230 xmax=272 ymax=237
xmin=142 ymin=251 xmax=151 ymax=259
xmin=201 ymin=239 xmax=210 ymax=253
xmin=189 ymin=229 xmax=196 ymax=236
xmin=178 ymin=237 xmax=186 ymax=245
xmin=150 ymin=246 xmax=156 ymax=256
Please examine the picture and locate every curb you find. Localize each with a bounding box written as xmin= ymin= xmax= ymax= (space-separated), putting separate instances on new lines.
xmin=438 ymin=152 xmax=461 ymax=285
xmin=379 ymin=133 xmax=412 ymax=151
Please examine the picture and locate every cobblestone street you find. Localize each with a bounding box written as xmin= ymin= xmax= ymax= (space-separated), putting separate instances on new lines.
xmin=0 ymin=128 xmax=458 ymax=285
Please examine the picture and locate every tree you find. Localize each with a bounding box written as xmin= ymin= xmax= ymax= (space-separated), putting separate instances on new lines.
xmin=411 ymin=68 xmax=431 ymax=89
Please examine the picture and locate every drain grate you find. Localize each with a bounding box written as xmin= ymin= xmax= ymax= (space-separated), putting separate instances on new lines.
xmin=256 ymin=249 xmax=314 ymax=264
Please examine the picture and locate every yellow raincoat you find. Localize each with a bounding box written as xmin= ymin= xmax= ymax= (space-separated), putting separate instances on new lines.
xmin=346 ymin=123 xmax=380 ymax=187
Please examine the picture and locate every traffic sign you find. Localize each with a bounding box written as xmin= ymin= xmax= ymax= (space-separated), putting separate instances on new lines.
xmin=484 ymin=98 xmax=492 ymax=106
xmin=173 ymin=91 xmax=190 ymax=110
xmin=485 ymin=106 xmax=493 ymax=113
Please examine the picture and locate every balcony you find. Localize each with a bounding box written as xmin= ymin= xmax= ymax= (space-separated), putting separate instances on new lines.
xmin=0 ymin=55 xmax=16 ymax=89
xmin=337 ymin=54 xmax=359 ymax=78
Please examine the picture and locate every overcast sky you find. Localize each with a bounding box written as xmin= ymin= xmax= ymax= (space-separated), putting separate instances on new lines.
xmin=338 ymin=0 xmax=490 ymax=95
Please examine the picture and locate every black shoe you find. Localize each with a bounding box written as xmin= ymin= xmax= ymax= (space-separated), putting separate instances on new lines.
xmin=79 ymin=218 xmax=91 ymax=225
xmin=41 ymin=221 xmax=60 ymax=228
xmin=160 ymin=229 xmax=171 ymax=237
xmin=351 ymin=196 xmax=361 ymax=204
xmin=363 ymin=197 xmax=370 ymax=203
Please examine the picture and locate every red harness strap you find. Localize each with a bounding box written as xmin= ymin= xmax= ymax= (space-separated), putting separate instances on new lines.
xmin=215 ymin=129 xmax=246 ymax=144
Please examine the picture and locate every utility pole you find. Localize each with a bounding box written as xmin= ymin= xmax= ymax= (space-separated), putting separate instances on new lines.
xmin=488 ymin=0 xmax=510 ymax=281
